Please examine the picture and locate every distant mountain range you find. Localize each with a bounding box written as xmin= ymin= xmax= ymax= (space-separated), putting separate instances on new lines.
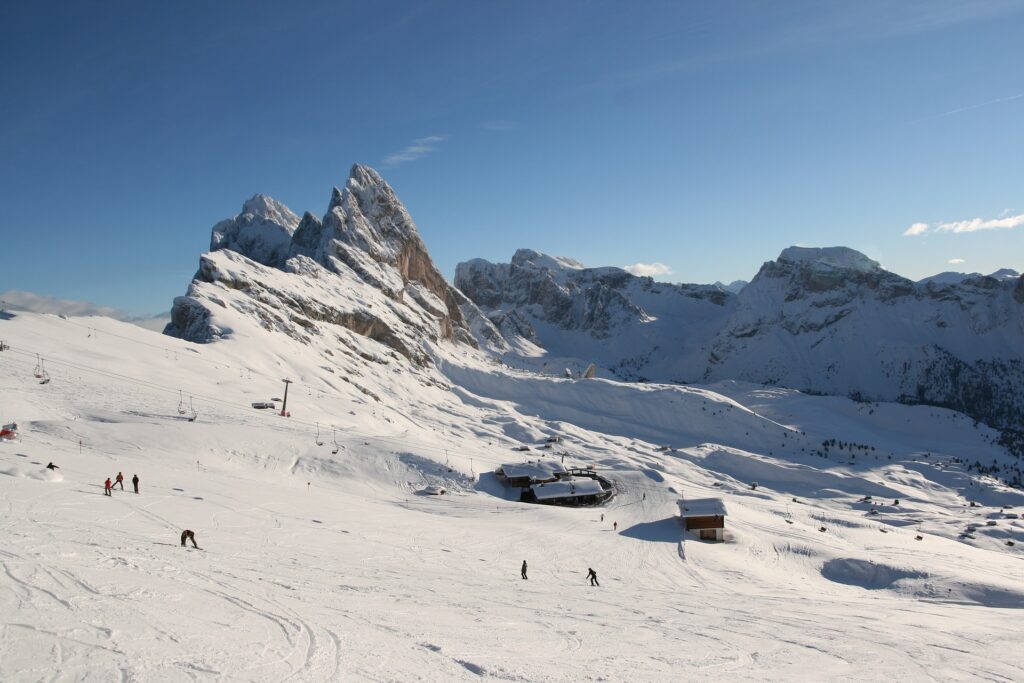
xmin=164 ymin=165 xmax=1024 ymax=436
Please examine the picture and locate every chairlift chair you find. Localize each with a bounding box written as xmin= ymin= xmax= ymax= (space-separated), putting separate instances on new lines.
xmin=315 ymin=422 xmax=324 ymax=446
xmin=188 ymin=396 xmax=197 ymax=422
xmin=331 ymin=429 xmax=339 ymax=455
xmin=33 ymin=354 xmax=43 ymax=378
xmin=38 ymin=359 xmax=50 ymax=384
xmin=177 ymin=390 xmax=187 ymax=415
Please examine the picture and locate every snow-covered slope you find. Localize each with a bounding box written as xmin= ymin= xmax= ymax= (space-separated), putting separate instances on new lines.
xmin=2 ymin=310 xmax=1023 ymax=681
xmin=457 ymin=246 xmax=1024 ymax=434
xmin=707 ymin=247 xmax=1024 ymax=432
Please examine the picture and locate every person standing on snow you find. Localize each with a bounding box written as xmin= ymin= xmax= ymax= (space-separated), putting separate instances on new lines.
xmin=586 ymin=568 xmax=599 ymax=586
xmin=104 ymin=478 xmax=113 ymax=496
xmin=132 ymin=474 xmax=139 ymax=494
xmin=521 ymin=560 xmax=528 ymax=580
xmin=180 ymin=530 xmax=199 ymax=548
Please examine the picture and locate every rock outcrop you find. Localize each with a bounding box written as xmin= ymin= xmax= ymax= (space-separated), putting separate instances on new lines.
xmin=165 ymin=164 xmax=490 ymax=365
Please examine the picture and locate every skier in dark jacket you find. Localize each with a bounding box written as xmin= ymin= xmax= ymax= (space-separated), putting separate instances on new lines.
xmin=114 ymin=472 xmax=124 ymax=490
xmin=521 ymin=560 xmax=528 ymax=580
xmin=46 ymin=462 xmax=58 ymax=470
xmin=180 ymin=530 xmax=199 ymax=548
xmin=132 ymin=474 xmax=139 ymax=494
xmin=586 ymin=568 xmax=599 ymax=586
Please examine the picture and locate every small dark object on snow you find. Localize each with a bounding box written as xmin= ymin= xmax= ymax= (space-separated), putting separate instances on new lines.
xmin=181 ymin=529 xmax=199 ymax=548
xmin=1007 ymin=540 xmax=1016 ymax=547
xmin=45 ymin=462 xmax=58 ymax=470
xmin=915 ymin=535 xmax=923 ymax=541
xmin=893 ymin=499 xmax=900 ymax=505
xmin=818 ymin=526 xmax=827 ymax=532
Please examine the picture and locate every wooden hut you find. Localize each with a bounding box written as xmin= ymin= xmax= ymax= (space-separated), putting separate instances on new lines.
xmin=678 ymin=498 xmax=727 ymax=541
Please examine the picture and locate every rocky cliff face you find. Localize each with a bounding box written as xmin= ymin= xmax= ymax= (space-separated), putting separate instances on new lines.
xmin=705 ymin=247 xmax=1024 ymax=431
xmin=455 ymin=249 xmax=736 ymax=380
xmin=165 ymin=164 xmax=498 ymax=365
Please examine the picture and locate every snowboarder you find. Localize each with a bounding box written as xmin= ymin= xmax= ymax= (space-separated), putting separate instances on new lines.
xmin=114 ymin=472 xmax=124 ymax=490
xmin=180 ymin=530 xmax=199 ymax=549
xmin=132 ymin=474 xmax=139 ymax=494
xmin=586 ymin=568 xmax=599 ymax=586
xmin=521 ymin=560 xmax=528 ymax=580
xmin=104 ymin=478 xmax=112 ymax=496
xmin=45 ymin=462 xmax=58 ymax=470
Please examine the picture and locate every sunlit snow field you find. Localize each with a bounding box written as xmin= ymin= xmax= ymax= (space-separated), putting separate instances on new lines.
xmin=1 ymin=312 xmax=1022 ymax=681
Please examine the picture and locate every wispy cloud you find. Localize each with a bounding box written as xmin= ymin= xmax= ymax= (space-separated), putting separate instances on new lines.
xmin=904 ymin=212 xmax=1024 ymax=236
xmin=947 ymin=258 xmax=965 ymax=264
xmin=937 ymin=213 xmax=1024 ymax=233
xmin=623 ymin=262 xmax=673 ymax=277
xmin=479 ymin=120 xmax=520 ymax=132
xmin=0 ymin=290 xmax=169 ymax=330
xmin=383 ymin=135 xmax=447 ymax=166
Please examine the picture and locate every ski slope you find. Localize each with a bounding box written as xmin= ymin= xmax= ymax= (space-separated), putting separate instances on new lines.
xmin=1 ymin=311 xmax=1023 ymax=681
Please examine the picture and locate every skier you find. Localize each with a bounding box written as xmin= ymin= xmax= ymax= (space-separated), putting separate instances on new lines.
xmin=521 ymin=560 xmax=528 ymax=580
xmin=132 ymin=474 xmax=139 ymax=494
xmin=114 ymin=472 xmax=124 ymax=490
xmin=180 ymin=530 xmax=199 ymax=549
xmin=104 ymin=478 xmax=112 ymax=496
xmin=613 ymin=521 xmax=618 ymax=531
xmin=45 ymin=462 xmax=58 ymax=470
xmin=586 ymin=567 xmax=599 ymax=586
xmin=600 ymin=513 xmax=604 ymax=522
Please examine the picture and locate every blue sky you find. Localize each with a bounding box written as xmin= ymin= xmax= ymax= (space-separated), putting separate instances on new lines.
xmin=1 ymin=0 xmax=1022 ymax=315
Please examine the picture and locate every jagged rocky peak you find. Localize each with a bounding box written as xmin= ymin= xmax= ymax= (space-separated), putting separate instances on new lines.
xmin=210 ymin=194 xmax=300 ymax=268
xmin=166 ymin=164 xmax=484 ymax=361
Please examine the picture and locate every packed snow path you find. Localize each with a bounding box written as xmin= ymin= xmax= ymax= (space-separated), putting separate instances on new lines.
xmin=1 ymin=313 xmax=1022 ymax=681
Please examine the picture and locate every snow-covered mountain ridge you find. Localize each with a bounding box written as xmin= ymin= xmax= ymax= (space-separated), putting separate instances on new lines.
xmin=457 ymin=246 xmax=1024 ymax=433
xmin=165 ymin=165 xmax=500 ymax=366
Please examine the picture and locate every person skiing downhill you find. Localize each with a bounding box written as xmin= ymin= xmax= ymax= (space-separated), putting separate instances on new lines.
xmin=586 ymin=568 xmax=599 ymax=586
xmin=521 ymin=560 xmax=528 ymax=580
xmin=114 ymin=472 xmax=124 ymax=490
xmin=45 ymin=462 xmax=58 ymax=470
xmin=180 ymin=530 xmax=199 ymax=548
xmin=132 ymin=474 xmax=139 ymax=494
xmin=104 ymin=478 xmax=112 ymax=496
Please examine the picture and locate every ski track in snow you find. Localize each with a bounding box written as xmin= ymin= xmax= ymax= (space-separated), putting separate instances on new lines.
xmin=1 ymin=312 xmax=1023 ymax=681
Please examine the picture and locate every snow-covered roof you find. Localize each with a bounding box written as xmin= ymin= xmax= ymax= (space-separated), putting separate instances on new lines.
xmin=499 ymin=460 xmax=566 ymax=481
xmin=677 ymin=498 xmax=727 ymax=517
xmin=531 ymin=477 xmax=604 ymax=500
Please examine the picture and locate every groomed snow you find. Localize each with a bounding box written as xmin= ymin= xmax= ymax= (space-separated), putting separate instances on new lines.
xmin=1 ymin=311 xmax=1023 ymax=681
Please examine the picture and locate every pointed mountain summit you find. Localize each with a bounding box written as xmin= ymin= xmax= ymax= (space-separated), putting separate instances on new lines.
xmin=166 ymin=164 xmax=490 ymax=364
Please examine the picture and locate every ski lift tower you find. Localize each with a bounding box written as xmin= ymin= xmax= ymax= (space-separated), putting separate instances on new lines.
xmin=281 ymin=379 xmax=293 ymax=417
